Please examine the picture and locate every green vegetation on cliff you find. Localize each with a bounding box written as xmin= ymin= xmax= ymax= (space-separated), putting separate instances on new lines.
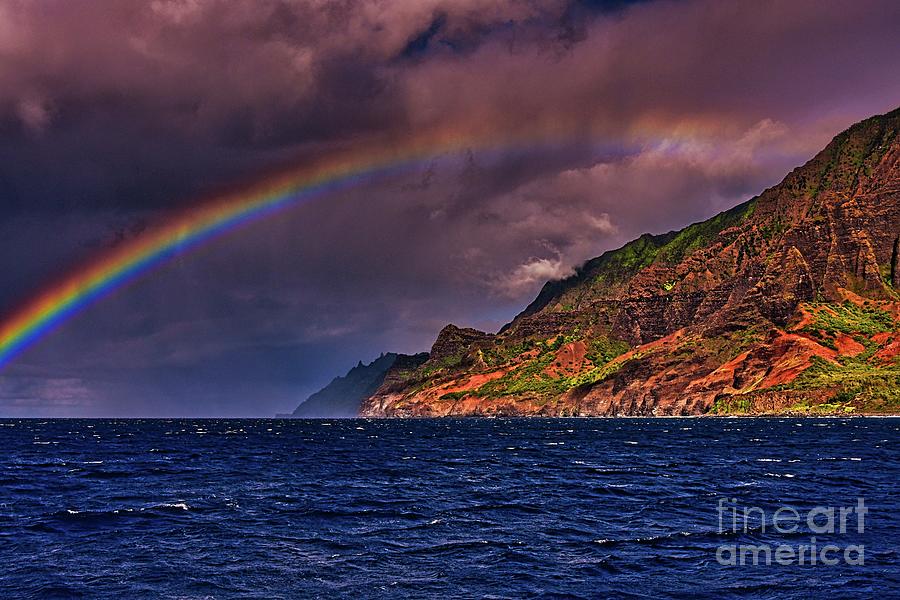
xmin=473 ymin=332 xmax=631 ymax=400
xmin=802 ymin=302 xmax=894 ymax=337
xmin=655 ymin=199 xmax=756 ymax=265
xmin=785 ymin=349 xmax=900 ymax=412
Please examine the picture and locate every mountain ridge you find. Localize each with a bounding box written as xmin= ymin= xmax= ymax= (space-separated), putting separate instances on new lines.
xmin=286 ymin=352 xmax=427 ymax=418
xmin=355 ymin=106 xmax=900 ymax=417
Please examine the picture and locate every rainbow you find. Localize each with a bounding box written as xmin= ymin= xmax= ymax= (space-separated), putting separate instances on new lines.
xmin=0 ymin=126 xmax=619 ymax=371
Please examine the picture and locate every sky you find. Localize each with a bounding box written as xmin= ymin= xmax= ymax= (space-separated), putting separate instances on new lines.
xmin=1 ymin=0 xmax=899 ymax=416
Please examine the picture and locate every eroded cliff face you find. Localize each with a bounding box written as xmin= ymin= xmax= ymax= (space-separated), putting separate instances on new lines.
xmin=360 ymin=107 xmax=900 ymax=417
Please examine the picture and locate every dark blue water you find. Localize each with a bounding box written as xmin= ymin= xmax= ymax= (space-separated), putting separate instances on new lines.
xmin=1 ymin=418 xmax=898 ymax=598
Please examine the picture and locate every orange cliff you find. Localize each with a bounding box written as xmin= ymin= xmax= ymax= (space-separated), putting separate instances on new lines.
xmin=359 ymin=107 xmax=900 ymax=417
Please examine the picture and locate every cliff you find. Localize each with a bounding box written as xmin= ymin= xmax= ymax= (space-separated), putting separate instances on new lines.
xmin=360 ymin=106 xmax=900 ymax=417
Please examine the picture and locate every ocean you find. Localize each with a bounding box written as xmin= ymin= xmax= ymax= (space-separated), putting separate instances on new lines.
xmin=1 ymin=417 xmax=897 ymax=598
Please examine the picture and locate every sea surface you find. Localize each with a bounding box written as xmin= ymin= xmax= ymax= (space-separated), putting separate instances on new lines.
xmin=0 ymin=418 xmax=898 ymax=599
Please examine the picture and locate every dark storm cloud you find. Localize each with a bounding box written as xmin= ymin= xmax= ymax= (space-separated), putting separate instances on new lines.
xmin=0 ymin=0 xmax=899 ymax=415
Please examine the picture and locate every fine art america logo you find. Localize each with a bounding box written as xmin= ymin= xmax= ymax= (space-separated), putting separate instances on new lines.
xmin=716 ymin=498 xmax=868 ymax=566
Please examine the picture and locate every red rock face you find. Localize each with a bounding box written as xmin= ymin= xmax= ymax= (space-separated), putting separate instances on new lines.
xmin=359 ymin=107 xmax=900 ymax=417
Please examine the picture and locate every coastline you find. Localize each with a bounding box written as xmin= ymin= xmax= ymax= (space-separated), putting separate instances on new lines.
xmin=343 ymin=412 xmax=900 ymax=419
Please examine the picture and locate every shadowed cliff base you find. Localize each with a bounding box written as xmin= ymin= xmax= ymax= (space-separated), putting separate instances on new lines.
xmin=286 ymin=353 xmax=428 ymax=418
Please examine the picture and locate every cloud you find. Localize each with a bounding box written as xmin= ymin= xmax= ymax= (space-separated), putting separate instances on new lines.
xmin=1 ymin=1 xmax=897 ymax=211
xmin=496 ymin=117 xmax=806 ymax=242
xmin=0 ymin=376 xmax=96 ymax=416
xmin=15 ymin=95 xmax=52 ymax=134
xmin=498 ymin=255 xmax=574 ymax=297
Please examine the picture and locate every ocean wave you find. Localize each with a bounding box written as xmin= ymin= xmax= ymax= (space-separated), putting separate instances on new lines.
xmin=145 ymin=502 xmax=191 ymax=512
